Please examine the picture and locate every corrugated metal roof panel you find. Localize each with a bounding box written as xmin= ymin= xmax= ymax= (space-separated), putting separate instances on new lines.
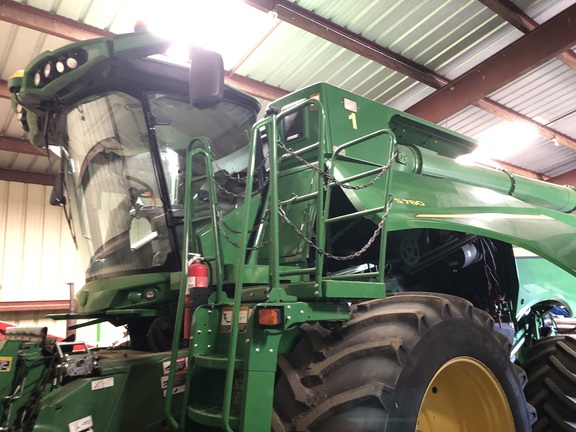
xmin=0 ymin=150 xmax=57 ymax=175
xmin=491 ymin=58 xmax=576 ymax=122
xmin=236 ymin=22 xmax=425 ymax=104
xmin=514 ymin=139 xmax=576 ymax=177
xmin=293 ymin=0 xmax=516 ymax=79
xmin=483 ymin=57 xmax=576 ymax=176
xmin=385 ymin=83 xmax=436 ymax=111
xmin=0 ymin=100 xmax=16 ymax=136
xmin=1 ymin=0 xmax=576 ymax=181
xmin=444 ymin=105 xmax=501 ymax=139
xmin=0 ymin=21 xmax=70 ymax=81
xmin=52 ymin=0 xmax=90 ymax=21
xmin=524 ymin=0 xmax=576 ymax=23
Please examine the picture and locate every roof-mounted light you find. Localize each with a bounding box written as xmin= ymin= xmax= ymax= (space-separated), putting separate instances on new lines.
xmin=15 ymin=105 xmax=29 ymax=132
xmin=33 ymin=71 xmax=43 ymax=87
xmin=56 ymin=56 xmax=79 ymax=74
xmin=55 ymin=58 xmax=66 ymax=74
xmin=43 ymin=61 xmax=57 ymax=79
xmin=66 ymin=57 xmax=79 ymax=70
xmin=31 ymin=49 xmax=87 ymax=88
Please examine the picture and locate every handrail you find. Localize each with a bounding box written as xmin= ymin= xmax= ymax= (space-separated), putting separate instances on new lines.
xmin=274 ymin=100 xmax=327 ymax=285
xmin=328 ymin=129 xmax=397 ymax=283
xmin=220 ymin=114 xmax=263 ymax=432
xmin=221 ymin=98 xmax=326 ymax=432
xmin=216 ymin=104 xmax=395 ymax=432
xmin=165 ymin=136 xmax=224 ymax=430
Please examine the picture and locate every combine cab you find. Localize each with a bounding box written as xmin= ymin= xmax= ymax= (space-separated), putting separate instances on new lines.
xmin=2 ymin=31 xmax=576 ymax=431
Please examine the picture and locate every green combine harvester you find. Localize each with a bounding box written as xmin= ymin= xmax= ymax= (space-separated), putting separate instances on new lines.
xmin=1 ymin=31 xmax=576 ymax=431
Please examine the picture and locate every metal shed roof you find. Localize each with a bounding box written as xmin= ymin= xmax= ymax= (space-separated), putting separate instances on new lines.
xmin=1 ymin=0 xmax=576 ymax=184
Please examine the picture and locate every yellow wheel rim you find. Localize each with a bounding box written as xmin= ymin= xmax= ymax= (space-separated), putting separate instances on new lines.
xmin=416 ymin=356 xmax=515 ymax=432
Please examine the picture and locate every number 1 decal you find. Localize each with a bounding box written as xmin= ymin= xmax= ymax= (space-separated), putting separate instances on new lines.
xmin=348 ymin=112 xmax=358 ymax=130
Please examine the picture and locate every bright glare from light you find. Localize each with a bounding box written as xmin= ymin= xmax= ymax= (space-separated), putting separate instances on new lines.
xmin=461 ymin=122 xmax=539 ymax=164
xmin=136 ymin=0 xmax=278 ymax=68
xmin=455 ymin=153 xmax=476 ymax=165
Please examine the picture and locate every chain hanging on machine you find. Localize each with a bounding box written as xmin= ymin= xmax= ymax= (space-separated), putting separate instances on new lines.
xmin=216 ymin=207 xmax=271 ymax=251
xmin=274 ymin=137 xmax=397 ymax=261
xmin=278 ymin=196 xmax=394 ymax=261
xmin=276 ymin=138 xmax=398 ymax=191
xmin=210 ymin=133 xmax=397 ymax=258
xmin=216 ymin=194 xmax=299 ymax=251
xmin=203 ymin=146 xmax=273 ymax=250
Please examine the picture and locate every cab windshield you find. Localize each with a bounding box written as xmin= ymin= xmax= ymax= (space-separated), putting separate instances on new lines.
xmin=61 ymin=91 xmax=257 ymax=280
xmin=149 ymin=92 xmax=257 ymax=212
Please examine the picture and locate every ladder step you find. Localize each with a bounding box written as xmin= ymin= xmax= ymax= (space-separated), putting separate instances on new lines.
xmin=193 ymin=353 xmax=244 ymax=370
xmin=188 ymin=404 xmax=239 ymax=429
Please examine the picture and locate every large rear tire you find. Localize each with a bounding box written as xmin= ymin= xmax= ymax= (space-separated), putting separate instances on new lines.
xmin=523 ymin=335 xmax=576 ymax=431
xmin=273 ymin=292 xmax=534 ymax=431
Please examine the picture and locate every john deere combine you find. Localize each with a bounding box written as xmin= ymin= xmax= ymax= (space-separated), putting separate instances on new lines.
xmin=1 ymin=31 xmax=575 ymax=431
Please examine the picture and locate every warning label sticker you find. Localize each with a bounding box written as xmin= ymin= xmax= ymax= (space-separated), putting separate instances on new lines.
xmin=162 ymin=357 xmax=188 ymax=376
xmin=91 ymin=377 xmax=114 ymax=391
xmin=220 ymin=307 xmax=249 ymax=333
xmin=0 ymin=357 xmax=12 ymax=372
xmin=160 ymin=374 xmax=186 ymax=397
xmin=161 ymin=357 xmax=188 ymax=397
xmin=68 ymin=415 xmax=94 ymax=432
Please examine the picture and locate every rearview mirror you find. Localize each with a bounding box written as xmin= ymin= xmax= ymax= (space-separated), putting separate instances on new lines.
xmin=189 ymin=47 xmax=224 ymax=109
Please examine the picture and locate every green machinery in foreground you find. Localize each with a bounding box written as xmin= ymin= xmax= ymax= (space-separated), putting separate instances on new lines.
xmin=2 ymin=31 xmax=576 ymax=432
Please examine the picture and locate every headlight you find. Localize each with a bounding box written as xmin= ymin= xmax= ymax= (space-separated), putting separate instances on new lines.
xmin=31 ymin=49 xmax=87 ymax=88
xmin=56 ymin=59 xmax=66 ymax=73
xmin=66 ymin=57 xmax=79 ymax=70
xmin=43 ymin=62 xmax=54 ymax=78
xmin=143 ymin=288 xmax=158 ymax=300
xmin=33 ymin=71 xmax=42 ymax=87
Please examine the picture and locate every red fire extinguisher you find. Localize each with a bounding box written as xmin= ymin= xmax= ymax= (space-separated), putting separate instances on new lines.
xmin=184 ymin=254 xmax=208 ymax=340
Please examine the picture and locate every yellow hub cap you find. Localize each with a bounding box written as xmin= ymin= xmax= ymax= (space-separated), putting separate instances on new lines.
xmin=416 ymin=356 xmax=515 ymax=432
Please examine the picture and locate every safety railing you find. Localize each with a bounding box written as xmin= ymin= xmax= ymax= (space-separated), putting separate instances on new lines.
xmin=165 ymin=136 xmax=225 ymax=430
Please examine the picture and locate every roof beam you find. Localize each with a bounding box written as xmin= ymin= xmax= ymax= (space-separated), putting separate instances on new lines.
xmin=0 ymin=79 xmax=9 ymax=99
xmin=478 ymin=0 xmax=540 ymax=32
xmin=0 ymin=81 xmax=46 ymax=157
xmin=224 ymin=72 xmax=288 ymax=101
xmin=245 ymin=0 xmax=448 ymax=89
xmin=0 ymin=3 xmax=284 ymax=104
xmin=548 ymin=169 xmax=576 ymax=186
xmin=0 ymin=168 xmax=55 ymax=186
xmin=476 ymin=98 xmax=576 ymax=149
xmin=407 ymin=3 xmax=576 ymax=122
xmin=478 ymin=0 xmax=576 ymax=70
xmin=0 ymin=0 xmax=552 ymax=181
xmin=244 ymin=0 xmax=576 ymax=152
xmin=0 ymin=136 xmax=46 ymax=157
xmin=487 ymin=160 xmax=548 ymax=181
xmin=0 ymin=0 xmax=111 ymax=41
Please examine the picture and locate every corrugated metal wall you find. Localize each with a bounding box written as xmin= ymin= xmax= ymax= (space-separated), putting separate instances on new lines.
xmin=0 ymin=180 xmax=82 ymax=301
xmin=0 ymin=180 xmax=125 ymax=346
